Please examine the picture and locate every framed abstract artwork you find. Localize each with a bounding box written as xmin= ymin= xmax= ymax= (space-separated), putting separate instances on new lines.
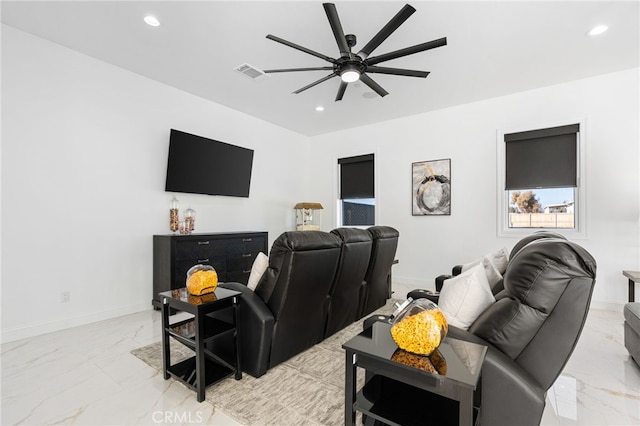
xmin=412 ymin=159 xmax=451 ymax=216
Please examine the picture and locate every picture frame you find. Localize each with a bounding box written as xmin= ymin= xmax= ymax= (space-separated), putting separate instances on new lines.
xmin=412 ymin=159 xmax=451 ymax=216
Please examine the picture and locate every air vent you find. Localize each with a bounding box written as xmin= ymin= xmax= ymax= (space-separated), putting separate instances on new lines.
xmin=234 ymin=63 xmax=269 ymax=80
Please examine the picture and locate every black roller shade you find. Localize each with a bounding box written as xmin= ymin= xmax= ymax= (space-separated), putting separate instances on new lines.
xmin=505 ymin=124 xmax=579 ymax=190
xmin=338 ymin=154 xmax=374 ymax=199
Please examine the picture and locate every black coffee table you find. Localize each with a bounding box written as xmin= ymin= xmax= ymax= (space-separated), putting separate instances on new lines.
xmin=343 ymin=321 xmax=487 ymax=426
xmin=160 ymin=287 xmax=242 ymax=402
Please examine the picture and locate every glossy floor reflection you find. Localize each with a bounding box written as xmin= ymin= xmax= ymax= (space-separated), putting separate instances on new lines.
xmin=1 ymin=306 xmax=638 ymax=425
xmin=540 ymin=307 xmax=640 ymax=425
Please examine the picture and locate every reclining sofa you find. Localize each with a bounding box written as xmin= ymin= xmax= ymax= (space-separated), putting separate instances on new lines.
xmin=219 ymin=226 xmax=399 ymax=378
xmin=398 ymin=232 xmax=596 ymax=426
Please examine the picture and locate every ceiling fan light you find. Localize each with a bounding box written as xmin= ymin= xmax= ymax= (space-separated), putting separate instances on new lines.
xmin=341 ymin=70 xmax=360 ymax=83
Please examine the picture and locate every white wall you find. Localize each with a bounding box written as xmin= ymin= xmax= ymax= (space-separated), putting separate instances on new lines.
xmin=309 ymin=68 xmax=640 ymax=308
xmin=1 ymin=26 xmax=310 ymax=342
xmin=3 ymin=25 xmax=638 ymax=343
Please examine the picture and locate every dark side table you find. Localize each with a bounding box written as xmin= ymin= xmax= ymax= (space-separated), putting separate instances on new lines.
xmin=160 ymin=287 xmax=242 ymax=402
xmin=343 ymin=321 xmax=487 ymax=426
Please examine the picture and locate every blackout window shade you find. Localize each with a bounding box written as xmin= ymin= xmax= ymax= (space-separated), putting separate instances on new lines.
xmin=338 ymin=154 xmax=374 ymax=199
xmin=505 ymin=124 xmax=579 ymax=190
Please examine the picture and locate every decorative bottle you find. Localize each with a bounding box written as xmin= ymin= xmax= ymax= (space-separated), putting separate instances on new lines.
xmin=184 ymin=207 xmax=196 ymax=233
xmin=169 ymin=196 xmax=180 ymax=233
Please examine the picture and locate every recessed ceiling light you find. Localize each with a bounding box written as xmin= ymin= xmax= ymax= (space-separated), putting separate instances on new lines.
xmin=588 ymin=25 xmax=608 ymax=36
xmin=315 ymin=106 xmax=325 ymax=112
xmin=144 ymin=16 xmax=160 ymax=27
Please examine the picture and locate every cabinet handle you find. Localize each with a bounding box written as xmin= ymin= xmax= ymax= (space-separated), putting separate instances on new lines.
xmin=242 ymin=254 xmax=252 ymax=258
xmin=242 ymin=270 xmax=251 ymax=274
xmin=197 ymin=259 xmax=210 ymax=263
xmin=242 ymin=238 xmax=252 ymax=242
xmin=197 ymin=241 xmax=210 ymax=245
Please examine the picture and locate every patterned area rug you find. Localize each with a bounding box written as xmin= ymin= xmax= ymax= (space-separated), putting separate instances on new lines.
xmin=131 ymin=300 xmax=398 ymax=426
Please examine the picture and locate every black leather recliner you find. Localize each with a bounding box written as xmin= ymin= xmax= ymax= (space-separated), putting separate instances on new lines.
xmin=221 ymin=231 xmax=342 ymax=377
xmin=360 ymin=226 xmax=400 ymax=318
xmin=387 ymin=235 xmax=597 ymax=426
xmin=220 ymin=227 xmax=399 ymax=377
xmin=326 ymin=228 xmax=373 ymax=337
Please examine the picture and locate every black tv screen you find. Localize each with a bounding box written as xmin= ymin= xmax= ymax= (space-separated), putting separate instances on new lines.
xmin=165 ymin=129 xmax=254 ymax=197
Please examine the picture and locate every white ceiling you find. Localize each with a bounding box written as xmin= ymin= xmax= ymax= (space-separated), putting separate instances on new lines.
xmin=2 ymin=1 xmax=639 ymax=136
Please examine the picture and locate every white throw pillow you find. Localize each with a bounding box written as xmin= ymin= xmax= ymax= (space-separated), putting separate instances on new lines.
xmin=438 ymin=264 xmax=496 ymax=330
xmin=247 ymin=252 xmax=269 ymax=291
xmin=460 ymin=257 xmax=482 ymax=272
xmin=487 ymin=247 xmax=509 ymax=275
xmin=481 ymin=256 xmax=503 ymax=288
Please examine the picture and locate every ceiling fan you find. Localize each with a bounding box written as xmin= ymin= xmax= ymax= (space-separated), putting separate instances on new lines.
xmin=263 ymin=3 xmax=447 ymax=101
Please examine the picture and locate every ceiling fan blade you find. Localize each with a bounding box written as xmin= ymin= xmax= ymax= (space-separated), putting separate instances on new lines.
xmin=323 ymin=3 xmax=350 ymax=56
xmin=357 ymin=4 xmax=416 ymax=60
xmin=366 ymin=37 xmax=447 ymax=66
xmin=335 ymin=81 xmax=348 ymax=101
xmin=366 ymin=66 xmax=429 ymax=78
xmin=359 ymin=73 xmax=389 ymax=98
xmin=266 ymin=34 xmax=336 ymax=64
xmin=293 ymin=73 xmax=337 ymax=94
xmin=264 ymin=67 xmax=335 ymax=73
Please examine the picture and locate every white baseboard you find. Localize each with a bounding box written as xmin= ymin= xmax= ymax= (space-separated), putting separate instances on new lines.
xmin=589 ymin=299 xmax=626 ymax=312
xmin=1 ymin=302 xmax=151 ymax=344
xmin=392 ymin=275 xmax=433 ymax=289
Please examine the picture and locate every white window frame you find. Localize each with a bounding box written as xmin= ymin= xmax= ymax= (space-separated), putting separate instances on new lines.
xmin=334 ymin=149 xmax=379 ymax=228
xmin=496 ymin=118 xmax=587 ymax=239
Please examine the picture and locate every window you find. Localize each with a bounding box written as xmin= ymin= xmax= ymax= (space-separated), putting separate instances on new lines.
xmin=338 ymin=154 xmax=375 ymax=226
xmin=497 ymin=122 xmax=586 ymax=237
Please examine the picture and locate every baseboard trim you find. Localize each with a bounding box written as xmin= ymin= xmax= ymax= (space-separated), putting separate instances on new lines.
xmin=589 ymin=300 xmax=626 ymax=312
xmin=1 ymin=302 xmax=151 ymax=344
xmin=392 ymin=275 xmax=432 ymax=288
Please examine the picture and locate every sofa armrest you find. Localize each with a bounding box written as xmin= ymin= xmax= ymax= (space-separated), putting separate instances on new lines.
xmin=219 ymin=282 xmax=275 ymax=378
xmin=433 ymin=265 xmax=463 ymax=292
xmin=447 ymin=326 xmax=546 ymax=426
xmin=452 ymin=265 xmax=463 ymax=276
xmin=435 ymin=275 xmax=451 ymax=292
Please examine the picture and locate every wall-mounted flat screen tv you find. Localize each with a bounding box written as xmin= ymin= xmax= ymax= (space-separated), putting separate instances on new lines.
xmin=165 ymin=129 xmax=254 ymax=197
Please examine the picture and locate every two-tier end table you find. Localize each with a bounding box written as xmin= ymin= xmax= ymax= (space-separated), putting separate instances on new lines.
xmin=343 ymin=321 xmax=487 ymax=426
xmin=160 ymin=287 xmax=242 ymax=402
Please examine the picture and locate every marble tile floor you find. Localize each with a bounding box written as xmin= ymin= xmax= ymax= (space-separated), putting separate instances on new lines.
xmin=1 ymin=306 xmax=638 ymax=426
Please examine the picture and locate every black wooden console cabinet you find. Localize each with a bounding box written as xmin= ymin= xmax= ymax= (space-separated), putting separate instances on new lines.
xmin=152 ymin=232 xmax=268 ymax=308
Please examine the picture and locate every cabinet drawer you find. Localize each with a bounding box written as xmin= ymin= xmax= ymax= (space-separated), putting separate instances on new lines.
xmin=225 ymin=237 xmax=267 ymax=257
xmin=227 ymin=255 xmax=255 ymax=272
xmin=175 ymin=239 xmax=226 ymax=260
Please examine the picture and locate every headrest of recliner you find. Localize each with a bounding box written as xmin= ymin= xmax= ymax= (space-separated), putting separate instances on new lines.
xmin=471 ymin=238 xmax=596 ymax=359
xmin=273 ymin=231 xmax=342 ymax=252
xmin=367 ymin=226 xmax=399 ymax=240
xmin=505 ymin=238 xmax=596 ymax=312
xmin=509 ymin=231 xmax=567 ymax=260
xmin=331 ymin=227 xmax=373 ymax=244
